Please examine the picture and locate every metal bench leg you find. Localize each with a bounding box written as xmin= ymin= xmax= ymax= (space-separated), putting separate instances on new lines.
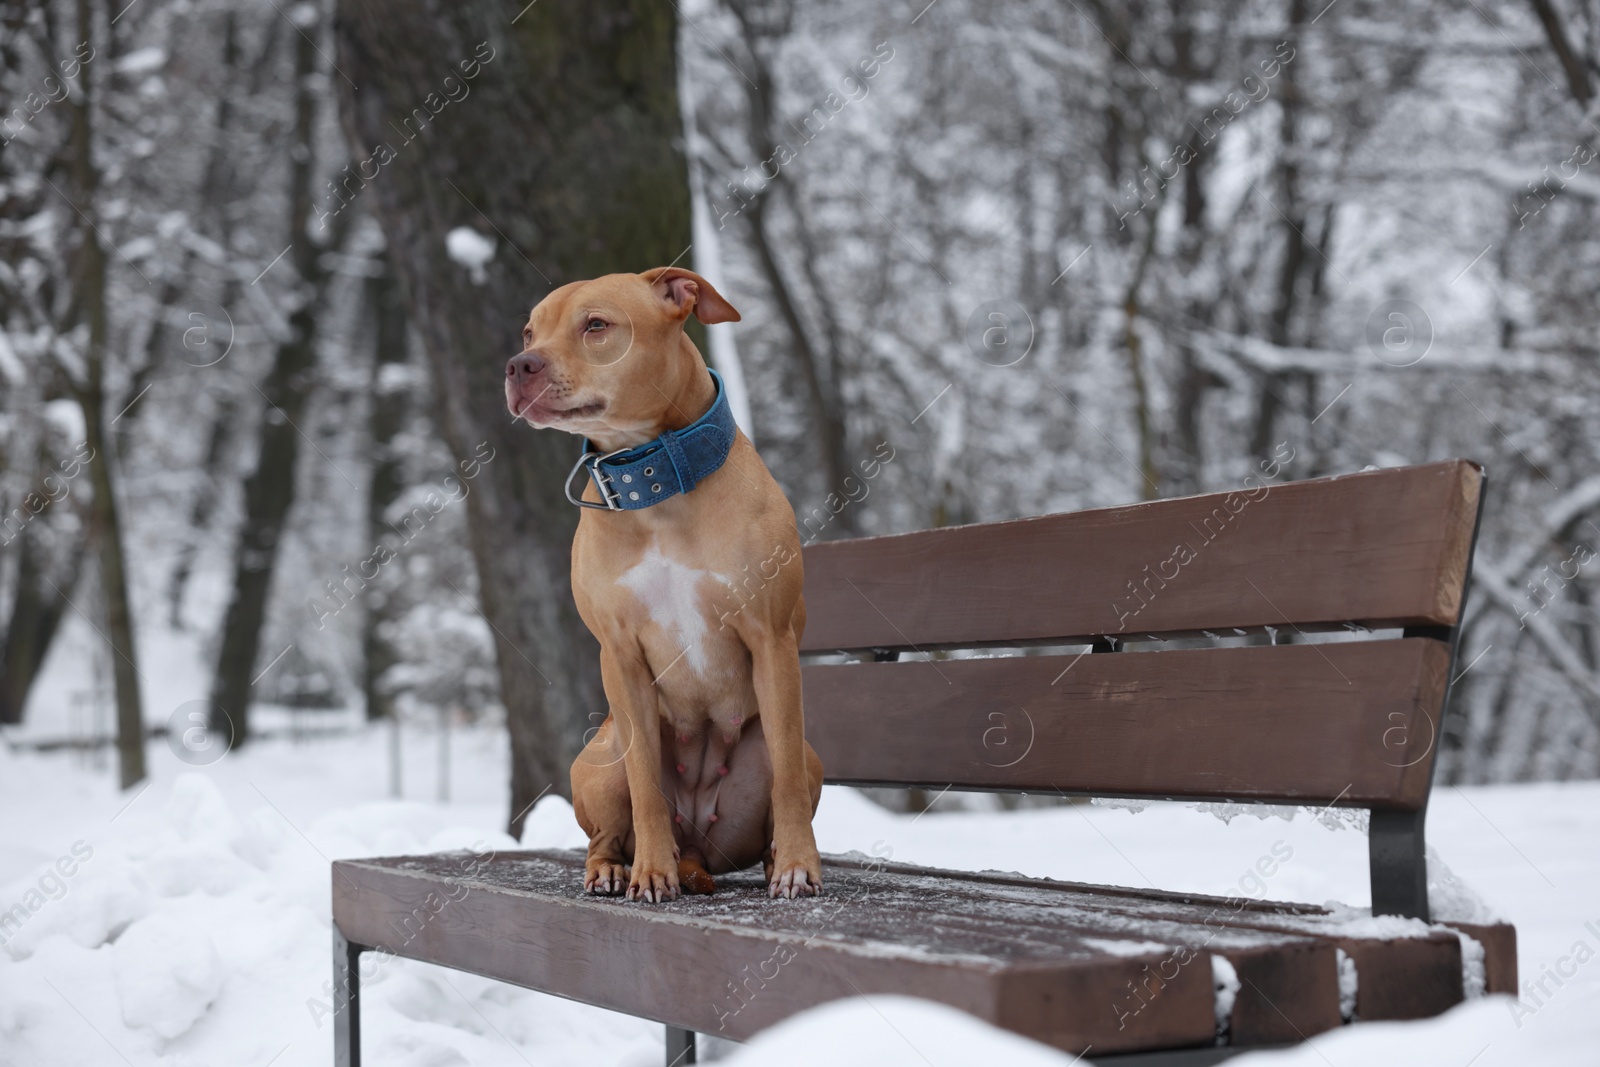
xmin=1369 ymin=807 xmax=1429 ymax=920
xmin=334 ymin=926 xmax=363 ymax=1067
xmin=665 ymin=1025 xmax=697 ymax=1065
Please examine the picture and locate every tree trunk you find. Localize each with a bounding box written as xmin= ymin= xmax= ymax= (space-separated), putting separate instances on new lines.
xmin=0 ymin=532 xmax=75 ymax=725
xmin=1168 ymin=16 xmax=1217 ymax=498
xmin=1528 ymin=0 xmax=1594 ymax=108
xmin=1121 ymin=199 xmax=1164 ymax=502
xmin=362 ymin=252 xmax=408 ymax=722
xmin=165 ymin=11 xmax=242 ymax=629
xmin=744 ymin=193 xmax=852 ymax=514
xmin=1250 ymin=0 xmax=1308 ymax=464
xmin=65 ymin=0 xmax=144 ymax=788
xmin=166 ymin=395 xmax=237 ymax=628
xmin=83 ymin=396 xmax=146 ymax=787
xmin=207 ymin=15 xmax=325 ymax=749
xmin=334 ymin=0 xmax=691 ymax=836
xmin=720 ymin=8 xmax=855 ymax=516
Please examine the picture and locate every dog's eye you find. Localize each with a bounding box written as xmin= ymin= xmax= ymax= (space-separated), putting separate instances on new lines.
xmin=522 ymin=328 xmax=532 ymax=346
xmin=585 ymin=318 xmax=607 ymax=333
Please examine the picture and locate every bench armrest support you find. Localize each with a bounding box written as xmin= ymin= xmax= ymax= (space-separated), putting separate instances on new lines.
xmin=1369 ymin=808 xmax=1428 ymax=920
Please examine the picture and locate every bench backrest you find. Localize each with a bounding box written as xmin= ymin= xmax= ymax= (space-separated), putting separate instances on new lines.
xmin=798 ymin=459 xmax=1484 ymax=919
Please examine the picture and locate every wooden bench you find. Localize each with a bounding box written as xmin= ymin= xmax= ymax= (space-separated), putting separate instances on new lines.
xmin=331 ymin=458 xmax=1515 ymax=1065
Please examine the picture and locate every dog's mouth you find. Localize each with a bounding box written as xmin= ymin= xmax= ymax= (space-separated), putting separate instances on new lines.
xmin=509 ymin=393 xmax=607 ymax=424
xmin=547 ymin=400 xmax=606 ymax=420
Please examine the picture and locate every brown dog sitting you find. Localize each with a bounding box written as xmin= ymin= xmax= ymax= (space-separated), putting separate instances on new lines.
xmin=504 ymin=266 xmax=824 ymax=902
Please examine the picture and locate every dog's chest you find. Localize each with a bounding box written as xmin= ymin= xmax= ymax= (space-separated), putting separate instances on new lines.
xmin=615 ymin=543 xmax=743 ymax=690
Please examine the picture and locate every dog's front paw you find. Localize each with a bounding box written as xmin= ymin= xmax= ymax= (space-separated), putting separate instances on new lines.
xmin=585 ymin=859 xmax=628 ymax=896
xmin=626 ymin=847 xmax=681 ymax=903
xmin=767 ymin=846 xmax=822 ymax=899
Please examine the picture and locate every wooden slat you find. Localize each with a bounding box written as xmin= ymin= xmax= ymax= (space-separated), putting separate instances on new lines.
xmin=799 ymin=460 xmax=1481 ymax=652
xmin=332 ymin=851 xmax=1222 ymax=1056
xmin=1217 ymin=941 xmax=1341 ymax=1044
xmin=817 ymin=857 xmax=1467 ymax=1031
xmin=1337 ymin=934 xmax=1465 ymax=1020
xmin=804 ymin=638 xmax=1448 ymax=808
xmin=1098 ymin=906 xmax=1465 ymax=1023
xmin=819 ymin=862 xmax=1340 ymax=1047
xmin=1441 ymin=920 xmax=1519 ymax=995
xmin=1074 ymin=892 xmax=1466 ymax=1022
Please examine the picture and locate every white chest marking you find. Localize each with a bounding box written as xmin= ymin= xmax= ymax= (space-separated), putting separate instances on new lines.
xmin=617 ymin=544 xmax=726 ymax=677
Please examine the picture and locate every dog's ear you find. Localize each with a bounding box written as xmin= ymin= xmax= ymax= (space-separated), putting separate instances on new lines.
xmin=640 ymin=267 xmax=741 ymax=325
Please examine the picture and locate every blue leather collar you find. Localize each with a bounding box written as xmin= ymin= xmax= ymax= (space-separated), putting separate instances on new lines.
xmin=564 ymin=369 xmax=736 ymax=511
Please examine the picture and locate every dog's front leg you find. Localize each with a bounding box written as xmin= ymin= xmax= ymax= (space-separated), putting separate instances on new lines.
xmin=748 ymin=632 xmax=823 ymax=898
xmin=600 ymin=644 xmax=680 ymax=902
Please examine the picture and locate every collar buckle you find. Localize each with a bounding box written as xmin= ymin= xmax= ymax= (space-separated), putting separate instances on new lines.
xmin=565 ymin=448 xmax=630 ymax=510
xmin=559 ymin=368 xmax=733 ymax=513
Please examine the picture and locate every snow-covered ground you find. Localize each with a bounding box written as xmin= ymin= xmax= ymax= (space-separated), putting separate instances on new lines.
xmin=0 ymin=721 xmax=1594 ymax=1067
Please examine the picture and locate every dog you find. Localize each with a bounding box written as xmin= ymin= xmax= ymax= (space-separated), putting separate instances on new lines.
xmin=505 ymin=266 xmax=824 ymax=902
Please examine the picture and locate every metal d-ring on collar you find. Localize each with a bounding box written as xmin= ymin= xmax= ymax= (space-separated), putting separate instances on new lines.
xmin=563 ymin=369 xmax=737 ymax=512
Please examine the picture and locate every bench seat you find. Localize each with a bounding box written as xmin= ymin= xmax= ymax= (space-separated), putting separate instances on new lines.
xmin=331 ymin=847 xmax=1514 ymax=1062
xmin=331 ymin=460 xmax=1507 ymax=1065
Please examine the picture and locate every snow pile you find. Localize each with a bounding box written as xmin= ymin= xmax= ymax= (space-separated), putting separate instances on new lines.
xmin=1 ymin=729 xmax=1597 ymax=1066
xmin=1185 ymin=801 xmax=1299 ymax=824
xmin=1212 ymin=954 xmax=1240 ymax=1038
xmin=112 ymin=915 xmax=222 ymax=1039
xmin=1457 ymin=933 xmax=1488 ymax=1000
xmin=1092 ymin=797 xmax=1370 ymax=833
xmin=445 ymin=227 xmax=495 ymax=284
xmin=111 ymin=47 xmax=167 ymax=75
xmin=1426 ymin=847 xmax=1503 ymax=924
xmin=0 ymin=752 xmax=655 ymax=1067
xmin=1090 ymin=796 xmax=1154 ymax=814
xmin=1336 ymin=948 xmax=1359 ymax=1021
xmin=721 ymin=995 xmax=1075 ymax=1067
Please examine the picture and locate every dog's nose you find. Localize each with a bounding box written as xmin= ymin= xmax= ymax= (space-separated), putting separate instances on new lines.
xmin=506 ymin=352 xmax=546 ymax=383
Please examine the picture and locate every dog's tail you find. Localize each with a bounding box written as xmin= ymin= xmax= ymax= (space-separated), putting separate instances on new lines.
xmin=678 ymin=851 xmax=716 ymax=895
